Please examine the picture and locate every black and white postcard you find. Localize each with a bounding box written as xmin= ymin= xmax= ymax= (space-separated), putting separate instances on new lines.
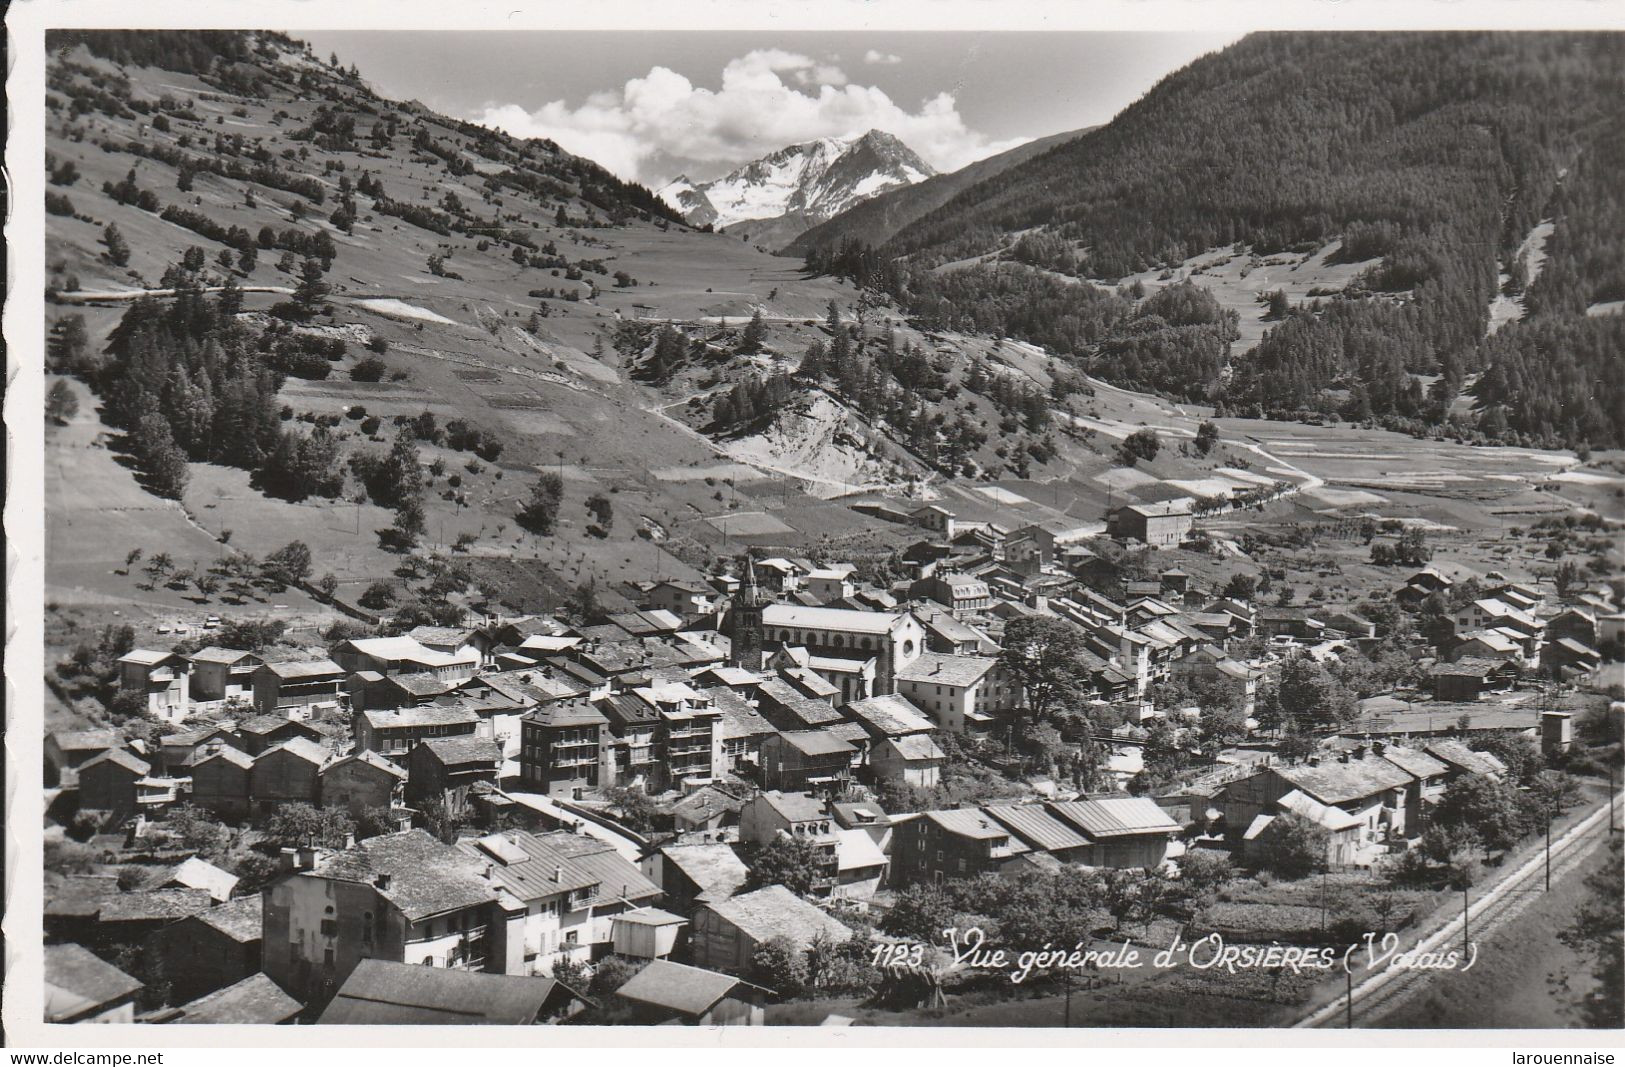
xmin=5 ymin=0 xmax=1623 ymax=1054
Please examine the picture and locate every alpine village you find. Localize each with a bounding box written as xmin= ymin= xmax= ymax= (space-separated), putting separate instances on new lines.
xmin=39 ymin=29 xmax=1624 ymax=1029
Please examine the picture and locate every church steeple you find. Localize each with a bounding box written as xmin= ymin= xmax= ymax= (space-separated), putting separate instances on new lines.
xmin=729 ymin=558 xmax=769 ymax=668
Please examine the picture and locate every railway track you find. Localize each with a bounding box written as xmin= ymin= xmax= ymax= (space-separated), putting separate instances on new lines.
xmin=1294 ymin=792 xmax=1622 ymax=1028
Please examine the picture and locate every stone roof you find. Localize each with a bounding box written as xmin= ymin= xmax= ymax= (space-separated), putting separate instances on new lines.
xmin=417 ymin=736 xmax=504 ymax=767
xmin=845 ymin=693 xmax=936 ymax=739
xmin=614 ymin=959 xmax=753 ymax=1017
xmin=256 ymin=737 xmax=328 ymax=767
xmin=81 ymin=748 xmax=151 ymax=777
xmin=895 ymin=652 xmax=997 ymax=688
xmin=776 ymin=729 xmax=857 ymax=758
xmin=194 ymin=894 xmax=264 ymax=943
xmin=50 ymin=729 xmax=121 ymax=753
xmin=188 ymin=646 xmax=260 ymax=665
xmin=882 ymin=734 xmax=946 ymax=763
xmin=173 ymin=973 xmax=300 ymax=1024
xmin=701 ymin=885 xmax=851 ymax=949
xmin=460 ymin=830 xmax=659 ymax=907
xmin=318 ymin=959 xmax=574 ymax=1025
xmin=163 ymin=857 xmax=239 ymax=902
xmin=755 ymin=790 xmax=829 ymax=824
xmin=658 ymin=843 xmax=750 ymax=901
xmin=1423 ymin=738 xmax=1503 ymax=777
xmin=45 ymin=944 xmax=141 ymax=1021
xmin=320 ymin=749 xmax=407 ymax=781
xmin=700 ymin=687 xmax=775 ymax=741
xmin=1378 ymin=745 xmax=1452 ymax=780
xmin=261 ymin=657 xmax=344 ymax=679
xmin=361 ymin=704 xmax=480 ymax=731
xmin=1274 ymin=757 xmax=1415 ymax=806
xmin=97 ymin=888 xmax=213 ymax=923
xmin=314 ymin=830 xmax=497 ymax=921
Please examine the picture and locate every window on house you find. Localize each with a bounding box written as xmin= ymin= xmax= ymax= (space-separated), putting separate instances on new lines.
xmin=564 ymin=930 xmax=578 ymax=944
xmin=320 ymin=919 xmax=338 ymax=936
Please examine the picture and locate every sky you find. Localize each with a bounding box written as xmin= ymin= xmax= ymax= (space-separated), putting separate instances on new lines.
xmin=298 ymin=31 xmax=1240 ymax=189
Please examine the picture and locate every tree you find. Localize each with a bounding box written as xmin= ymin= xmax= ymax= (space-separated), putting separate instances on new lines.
xmin=293 ymin=258 xmax=331 ymax=314
xmin=418 ymin=795 xmax=469 ymax=844
xmin=1116 ymin=428 xmax=1161 ymax=465
xmin=601 ymin=785 xmax=657 ymax=833
xmin=1433 ymin=775 xmax=1533 ymax=853
xmin=751 ymin=935 xmax=809 ymax=998
xmin=262 ymin=541 xmax=313 ymax=588
xmin=585 ymin=491 xmax=613 ymax=535
xmin=316 ymin=573 xmax=339 ymax=599
xmin=263 ymin=803 xmax=354 ymax=849
xmin=1394 ymin=527 xmax=1432 ymax=567
xmin=355 ymin=806 xmax=403 ymax=840
xmin=1254 ymin=811 xmax=1329 ymax=879
xmin=517 ymin=472 xmax=564 ymax=535
xmin=564 ymin=578 xmax=601 ymax=623
xmin=998 ymin=616 xmax=1093 ymax=728
xmin=164 ymin=804 xmax=231 ymax=857
xmin=1553 ymin=560 xmax=1582 ymax=597
xmin=49 ymin=314 xmax=91 ymax=373
xmin=588 ymin=956 xmax=642 ymax=998
xmin=103 ymin=222 xmax=131 ymax=266
xmin=389 ymin=496 xmax=425 ymax=549
xmin=1472 ymin=731 xmax=1544 ymax=785
xmin=1221 ymin=572 xmax=1258 ymax=601
xmin=1193 ymin=419 xmax=1220 ymax=455
xmin=143 ymin=552 xmax=175 ymax=586
xmin=1175 ymin=849 xmax=1235 ymax=906
xmin=1267 ymin=655 xmax=1358 ymax=730
xmin=737 ymin=309 xmax=767 ymax=355
xmin=46 ymin=379 xmax=79 ymax=425
xmin=359 ymin=581 xmax=397 ymax=609
xmin=744 ymin=835 xmax=821 ymax=896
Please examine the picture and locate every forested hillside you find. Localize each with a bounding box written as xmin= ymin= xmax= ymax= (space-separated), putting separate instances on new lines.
xmin=809 ymin=32 xmax=1625 ymax=448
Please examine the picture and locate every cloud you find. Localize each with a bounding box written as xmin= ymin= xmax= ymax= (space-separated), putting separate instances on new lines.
xmin=471 ymin=49 xmax=1023 ymax=186
xmin=864 ymin=50 xmax=903 ymax=65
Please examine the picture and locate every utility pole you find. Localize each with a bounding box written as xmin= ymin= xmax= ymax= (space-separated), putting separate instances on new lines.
xmin=1320 ymin=860 xmax=1328 ymax=935
xmin=1545 ymin=805 xmax=1553 ymax=891
xmin=1462 ymin=882 xmax=1470 ymax=954
xmin=1345 ymin=965 xmax=1353 ymax=1029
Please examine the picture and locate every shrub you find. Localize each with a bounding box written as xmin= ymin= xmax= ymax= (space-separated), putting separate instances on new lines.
xmin=350 ymin=356 xmax=387 ymax=382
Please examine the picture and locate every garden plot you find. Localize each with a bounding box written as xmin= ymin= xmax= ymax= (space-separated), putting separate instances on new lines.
xmin=1301 ymin=486 xmax=1387 ymax=508
xmin=706 ymin=510 xmax=796 ymax=537
xmin=651 ymin=462 xmax=773 ymax=483
xmin=1096 ymin=467 xmax=1161 ymax=490
xmin=975 ymin=486 xmax=1032 ymax=506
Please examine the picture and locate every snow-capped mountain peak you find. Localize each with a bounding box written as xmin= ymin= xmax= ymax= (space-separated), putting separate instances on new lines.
xmin=658 ymin=130 xmax=935 ymax=232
